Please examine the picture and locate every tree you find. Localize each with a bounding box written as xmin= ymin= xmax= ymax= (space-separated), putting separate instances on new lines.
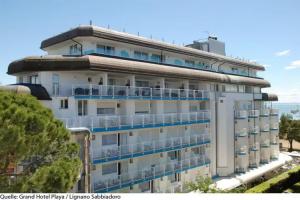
xmin=0 ymin=90 xmax=82 ymax=192
xmin=279 ymin=114 xmax=300 ymax=152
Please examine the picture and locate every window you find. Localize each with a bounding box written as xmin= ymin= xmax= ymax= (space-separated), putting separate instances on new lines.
xmin=60 ymin=99 xmax=68 ymax=109
xmin=253 ymin=87 xmax=261 ymax=94
xmin=69 ymin=44 xmax=81 ymax=55
xmin=139 ymin=182 xmax=150 ymax=192
xmin=102 ymin=134 xmax=117 ymax=145
xmin=29 ymin=75 xmax=38 ymax=84
xmin=78 ymin=100 xmax=88 ymax=116
xmin=97 ymin=45 xmax=115 ymax=55
xmin=150 ymin=54 xmax=161 ymax=63
xmin=97 ymin=108 xmax=115 ymax=115
xmin=18 ymin=76 xmax=24 ymax=83
xmin=52 ymin=74 xmax=59 ymax=96
xmin=134 ymin=51 xmax=148 ymax=60
xmin=102 ymin=163 xmax=118 ymax=175
xmin=136 ymin=81 xmax=149 ymax=87
xmin=185 ymin=60 xmax=195 ymax=67
xmin=238 ymin=85 xmax=245 ymax=93
xmin=168 ymin=151 xmax=177 ymax=160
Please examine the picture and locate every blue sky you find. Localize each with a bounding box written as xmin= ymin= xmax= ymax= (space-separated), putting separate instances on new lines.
xmin=1 ymin=0 xmax=300 ymax=102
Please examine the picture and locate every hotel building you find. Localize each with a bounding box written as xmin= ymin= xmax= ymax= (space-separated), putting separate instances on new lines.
xmin=7 ymin=25 xmax=279 ymax=193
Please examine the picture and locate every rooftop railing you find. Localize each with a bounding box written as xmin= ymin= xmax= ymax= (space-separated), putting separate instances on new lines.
xmin=72 ymin=84 xmax=210 ymax=100
xmin=60 ymin=111 xmax=210 ymax=132
xmin=93 ymin=155 xmax=210 ymax=193
xmin=92 ymin=134 xmax=210 ymax=164
xmin=83 ymin=49 xmax=261 ymax=79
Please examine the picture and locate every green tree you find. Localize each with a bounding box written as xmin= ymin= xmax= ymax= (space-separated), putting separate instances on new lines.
xmin=0 ymin=90 xmax=82 ymax=192
xmin=279 ymin=114 xmax=300 ymax=151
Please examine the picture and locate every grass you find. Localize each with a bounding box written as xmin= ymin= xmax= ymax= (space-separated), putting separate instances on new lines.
xmin=245 ymin=166 xmax=300 ymax=193
xmin=286 ymin=182 xmax=300 ymax=193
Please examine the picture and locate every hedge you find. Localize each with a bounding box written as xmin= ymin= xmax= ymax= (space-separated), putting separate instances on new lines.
xmin=246 ymin=166 xmax=300 ymax=193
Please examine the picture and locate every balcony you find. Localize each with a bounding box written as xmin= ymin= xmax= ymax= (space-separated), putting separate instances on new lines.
xmin=61 ymin=111 xmax=210 ymax=132
xmin=250 ymin=142 xmax=260 ymax=151
xmin=260 ymin=124 xmax=270 ymax=132
xmin=235 ymin=110 xmax=248 ymax=119
xmin=248 ymin=110 xmax=259 ymax=118
xmin=93 ymin=155 xmax=210 ymax=193
xmin=249 ymin=126 xmax=260 ymax=135
xmin=270 ymin=123 xmax=279 ymax=130
xmin=236 ymin=146 xmax=248 ymax=155
xmin=93 ymin=134 xmax=210 ymax=164
xmin=270 ymin=109 xmax=279 ymax=116
xmin=235 ymin=128 xmax=248 ymax=137
xmin=72 ymin=84 xmax=210 ymax=101
xmin=260 ymin=109 xmax=270 ymax=117
xmin=82 ymin=48 xmax=261 ymax=79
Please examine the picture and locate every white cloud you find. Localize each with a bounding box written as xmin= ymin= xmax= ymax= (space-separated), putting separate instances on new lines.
xmin=285 ymin=60 xmax=300 ymax=70
xmin=275 ymin=49 xmax=290 ymax=56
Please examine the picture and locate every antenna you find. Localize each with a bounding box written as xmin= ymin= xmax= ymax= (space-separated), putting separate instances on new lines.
xmin=89 ymin=20 xmax=92 ymax=25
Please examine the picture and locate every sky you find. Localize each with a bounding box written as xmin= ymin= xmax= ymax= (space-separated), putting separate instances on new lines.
xmin=1 ymin=0 xmax=300 ymax=102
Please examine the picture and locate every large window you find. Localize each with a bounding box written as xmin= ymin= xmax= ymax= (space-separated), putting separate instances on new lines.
xmin=102 ymin=163 xmax=118 ymax=175
xmin=134 ymin=51 xmax=149 ymax=60
xmin=102 ymin=134 xmax=117 ymax=145
xmin=185 ymin=60 xmax=195 ymax=67
xmin=96 ymin=45 xmax=115 ymax=55
xmin=78 ymin=100 xmax=88 ymax=116
xmin=69 ymin=44 xmax=81 ymax=55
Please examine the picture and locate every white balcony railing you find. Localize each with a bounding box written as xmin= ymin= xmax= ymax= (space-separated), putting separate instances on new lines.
xmin=248 ymin=110 xmax=259 ymax=118
xmin=249 ymin=126 xmax=260 ymax=134
xmin=235 ymin=128 xmax=248 ymax=137
xmin=270 ymin=123 xmax=279 ymax=130
xmin=71 ymin=84 xmax=210 ymax=100
xmin=235 ymin=110 xmax=248 ymax=119
xmin=93 ymin=134 xmax=210 ymax=162
xmin=93 ymin=155 xmax=210 ymax=192
xmin=261 ymin=124 xmax=270 ymax=132
xmin=260 ymin=109 xmax=270 ymax=116
xmin=60 ymin=111 xmax=210 ymax=131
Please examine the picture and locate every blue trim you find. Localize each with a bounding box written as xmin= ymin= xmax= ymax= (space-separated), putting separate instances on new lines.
xmin=260 ymin=115 xmax=269 ymax=117
xmin=248 ymin=116 xmax=259 ymax=118
xmin=93 ymin=140 xmax=211 ymax=164
xmin=250 ymin=148 xmax=259 ymax=151
xmin=260 ymin=160 xmax=269 ymax=164
xmin=270 ymin=128 xmax=278 ymax=131
xmin=261 ymin=145 xmax=270 ymax=148
xmin=74 ymin=95 xmax=209 ymax=101
xmin=236 ymin=152 xmax=247 ymax=156
xmin=235 ymin=117 xmax=247 ymax=120
xmin=92 ymin=120 xmax=210 ymax=133
xmin=250 ymin=132 xmax=259 ymax=135
xmin=270 ymin=114 xmax=278 ymax=116
xmin=260 ymin=130 xmax=270 ymax=133
xmin=94 ymin=161 xmax=210 ymax=193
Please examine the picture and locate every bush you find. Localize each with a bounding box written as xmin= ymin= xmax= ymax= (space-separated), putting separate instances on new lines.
xmin=246 ymin=166 xmax=300 ymax=193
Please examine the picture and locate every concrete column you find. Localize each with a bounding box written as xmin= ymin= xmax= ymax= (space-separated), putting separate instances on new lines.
xmin=127 ymin=75 xmax=135 ymax=87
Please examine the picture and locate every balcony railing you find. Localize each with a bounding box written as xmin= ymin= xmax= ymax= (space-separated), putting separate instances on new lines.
xmin=250 ymin=142 xmax=260 ymax=151
xmin=235 ymin=128 xmax=248 ymax=137
xmin=270 ymin=123 xmax=279 ymax=130
xmin=249 ymin=126 xmax=260 ymax=135
xmin=260 ymin=124 xmax=270 ymax=132
xmin=82 ymin=48 xmax=261 ymax=79
xmin=270 ymin=109 xmax=279 ymax=116
xmin=61 ymin=111 xmax=210 ymax=132
xmin=260 ymin=109 xmax=270 ymax=117
xmin=93 ymin=134 xmax=210 ymax=164
xmin=93 ymin=155 xmax=210 ymax=193
xmin=72 ymin=84 xmax=210 ymax=100
xmin=235 ymin=110 xmax=248 ymax=119
xmin=248 ymin=110 xmax=259 ymax=118
xmin=236 ymin=146 xmax=248 ymax=155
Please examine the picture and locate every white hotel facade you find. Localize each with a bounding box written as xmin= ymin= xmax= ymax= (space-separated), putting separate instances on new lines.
xmin=7 ymin=25 xmax=279 ymax=193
